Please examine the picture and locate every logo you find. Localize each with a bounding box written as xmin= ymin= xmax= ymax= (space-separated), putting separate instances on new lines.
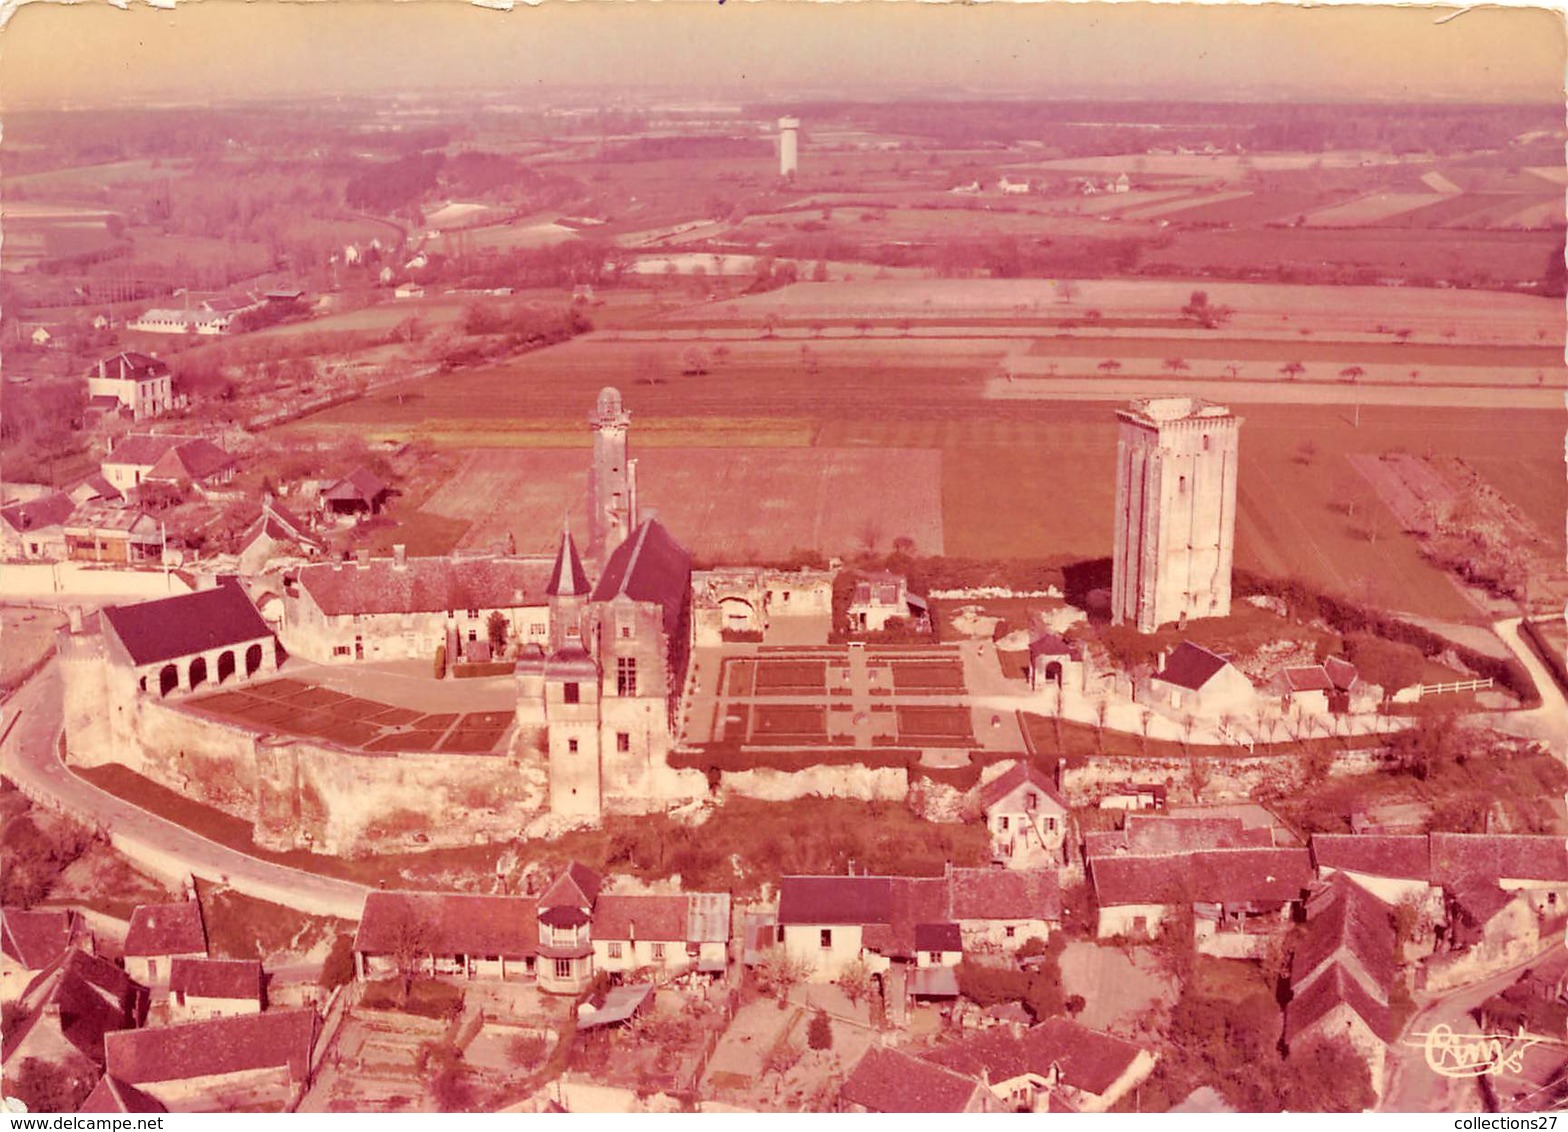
xmin=1407 ymin=1024 xmax=1553 ymax=1079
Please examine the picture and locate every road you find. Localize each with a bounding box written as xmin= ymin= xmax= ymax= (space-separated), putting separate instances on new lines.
xmin=1382 ymin=943 xmax=1568 ymax=1112
xmin=1486 ymin=617 xmax=1568 ymax=759
xmin=1 ymin=659 xmax=369 ymax=920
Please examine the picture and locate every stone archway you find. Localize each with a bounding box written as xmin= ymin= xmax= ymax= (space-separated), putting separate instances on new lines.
xmin=159 ymin=664 xmax=179 ymax=698
xmin=244 ymin=642 xmax=263 ymax=678
xmin=718 ymin=596 xmax=756 ymax=631
xmin=1044 ymin=661 xmax=1063 ymax=688
xmin=216 ymin=650 xmax=236 ymax=685
xmin=188 ymin=655 xmax=208 ymax=692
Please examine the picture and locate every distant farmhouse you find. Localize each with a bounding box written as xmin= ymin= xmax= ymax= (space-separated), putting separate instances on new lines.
xmin=85 ymin=352 xmax=174 ymax=421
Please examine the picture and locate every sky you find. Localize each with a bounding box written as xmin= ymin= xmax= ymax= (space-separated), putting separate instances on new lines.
xmin=1 ymin=0 xmax=1563 ymax=108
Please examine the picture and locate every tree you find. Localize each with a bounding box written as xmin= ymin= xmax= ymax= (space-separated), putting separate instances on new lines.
xmin=837 ymin=958 xmax=875 ymax=1006
xmin=1224 ymin=363 xmax=1241 ymax=378
xmin=1280 ymin=361 xmax=1306 ymax=381
xmin=1162 ymin=358 xmax=1190 ymax=374
xmin=807 ymin=1009 xmax=834 ymax=1051
xmin=486 ymin=611 xmax=509 ymax=654
xmin=8 ymin=1058 xmax=95 ymax=1114
xmin=319 ymin=932 xmax=357 ymax=991
xmin=1097 ymin=359 xmax=1122 ymax=374
xmin=386 ymin=907 xmax=434 ymax=1007
xmin=1181 ymin=290 xmax=1232 ymax=329
xmin=1054 ymin=279 xmax=1080 ymax=304
xmin=1343 ymin=634 xmax=1424 ymax=701
xmin=754 ymin=947 xmax=813 ymax=1002
xmin=1338 ymin=365 xmax=1364 ymax=384
xmin=680 ymin=346 xmax=711 ymax=375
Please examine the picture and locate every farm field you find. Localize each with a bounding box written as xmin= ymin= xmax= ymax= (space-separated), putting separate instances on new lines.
xmin=1300 ymin=193 xmax=1446 ymax=227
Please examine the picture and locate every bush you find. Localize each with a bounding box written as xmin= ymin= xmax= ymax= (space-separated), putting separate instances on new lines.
xmin=319 ymin=932 xmax=357 ymax=992
xmin=807 ymin=1009 xmax=833 ymax=1051
xmin=434 ymin=643 xmax=447 ymax=679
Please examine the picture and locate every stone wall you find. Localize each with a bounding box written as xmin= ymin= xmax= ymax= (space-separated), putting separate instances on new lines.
xmin=718 ymin=764 xmax=909 ymax=805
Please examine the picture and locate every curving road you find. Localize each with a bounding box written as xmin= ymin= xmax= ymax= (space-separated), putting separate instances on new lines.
xmin=1486 ymin=617 xmax=1568 ymax=760
xmin=1 ymin=659 xmax=368 ymax=920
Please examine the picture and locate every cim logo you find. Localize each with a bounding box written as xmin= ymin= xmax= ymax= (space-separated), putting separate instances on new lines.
xmin=1407 ymin=1023 xmax=1553 ymax=1079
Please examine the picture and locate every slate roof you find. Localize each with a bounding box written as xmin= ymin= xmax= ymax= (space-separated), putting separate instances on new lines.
xmin=1 ymin=907 xmax=81 ymax=970
xmin=948 ymin=867 xmax=1061 ymax=922
xmin=977 ymin=761 xmax=1068 ymax=814
xmin=592 ymin=519 xmax=691 ymax=637
xmin=1090 ymin=847 xmax=1313 ymax=907
xmin=1429 ymin=834 xmax=1568 ymax=887
xmin=926 ymin=1018 xmax=1150 ymax=1097
xmin=914 ymin=922 xmax=963 ymax=952
xmin=1311 ymin=834 xmax=1431 ymax=882
xmin=1029 ymin=631 xmax=1078 ymax=661
xmin=103 ymin=434 xmax=191 ymax=468
xmin=1284 ymin=962 xmax=1396 ymax=1043
xmin=125 ymin=902 xmax=206 ymax=958
xmin=78 ymin=1076 xmax=168 ymax=1114
xmin=297 ymin=556 xmax=553 ymax=617
xmin=1155 ymin=642 xmax=1233 ymax=691
xmin=841 ymin=1046 xmax=986 ymax=1113
xmin=1323 ymin=656 xmax=1360 ymax=691
xmin=546 ymin=530 xmax=591 ymax=597
xmin=591 ymin=895 xmax=690 ymax=942
xmin=354 ymin=892 xmax=539 ymax=957
xmin=104 ymin=1008 xmax=318 ymax=1085
xmin=8 ymin=949 xmax=148 ymax=1066
xmin=102 ymin=580 xmax=272 ymax=667
xmin=169 ymin=957 xmax=263 ymax=1002
xmin=540 ymin=862 xmax=603 ymax=911
xmin=0 ymin=492 xmax=75 ymax=534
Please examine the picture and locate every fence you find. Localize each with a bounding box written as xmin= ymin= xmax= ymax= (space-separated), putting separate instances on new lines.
xmin=1414 ymin=678 xmax=1493 ymax=700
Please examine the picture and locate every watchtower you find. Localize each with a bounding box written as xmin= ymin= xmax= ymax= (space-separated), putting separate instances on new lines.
xmin=588 ymin=387 xmax=636 ymax=563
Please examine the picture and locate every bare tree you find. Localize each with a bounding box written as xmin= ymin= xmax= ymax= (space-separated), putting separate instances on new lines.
xmin=386 ymin=908 xmax=434 ymax=1007
xmin=1138 ymin=706 xmax=1154 ymax=754
xmin=1280 ymin=361 xmax=1306 ymax=381
xmin=1338 ymin=365 xmax=1365 ymax=384
xmin=1097 ymin=359 xmax=1122 ymax=374
xmin=1224 ymin=363 xmax=1242 ymax=379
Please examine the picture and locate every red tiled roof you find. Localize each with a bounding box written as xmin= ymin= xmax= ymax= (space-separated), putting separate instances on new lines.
xmin=103 ymin=579 xmax=273 ymax=668
xmin=104 ymin=1008 xmax=318 ymax=1086
xmin=841 ymin=1046 xmax=985 ymax=1113
xmin=8 ymin=949 xmax=147 ymax=1066
xmin=1323 ymin=656 xmax=1359 ymax=691
xmin=1429 ymin=834 xmax=1568 ymax=887
xmin=780 ymin=876 xmax=893 ymax=926
xmin=103 ymin=434 xmax=191 ymax=468
xmin=1 ymin=907 xmax=80 ymax=970
xmin=1284 ymin=665 xmax=1334 ymax=692
xmin=323 ymin=467 xmax=389 ymax=503
xmin=1290 ymin=873 xmax=1398 ymax=997
xmin=169 ymin=957 xmax=263 ymax=1002
xmin=1156 ymin=642 xmax=1232 ymax=691
xmin=540 ymin=861 xmax=603 ymax=912
xmin=0 ymin=491 xmax=75 ymax=535
xmin=978 ymin=761 xmax=1068 ymax=813
xmin=1091 ymin=848 xmax=1313 ymax=907
xmin=354 ymin=892 xmax=538 ymax=958
xmin=124 ymin=902 xmax=206 ymax=958
xmin=925 ymin=1018 xmax=1148 ymax=1097
xmin=146 ymin=439 xmax=233 ymax=484
xmin=948 ymin=868 xmax=1061 ymax=922
xmin=297 ymin=555 xmax=553 ymax=617
xmin=1285 ymin=962 xmax=1396 ymax=1044
xmin=79 ymin=1076 xmax=167 ymax=1114
xmin=89 ymin=352 xmax=169 ymax=383
xmin=1311 ymin=834 xmax=1430 ymax=881
xmin=591 ymin=895 xmax=690 ymax=942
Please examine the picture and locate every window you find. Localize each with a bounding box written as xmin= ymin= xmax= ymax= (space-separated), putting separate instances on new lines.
xmin=564 ymin=682 xmax=580 ymax=704
xmin=1178 ymin=475 xmax=1187 ymax=493
xmin=620 ymin=626 xmax=631 ymax=639
xmin=928 ymin=951 xmax=941 ymax=964
xmin=1046 ymin=817 xmax=1057 ymax=832
xmin=617 ymin=657 xmax=638 ymax=697
xmin=567 ymin=738 xmax=579 ymax=753
xmin=468 ymin=628 xmax=477 ymax=643
xmin=998 ymin=817 xmax=1009 ymax=831
xmin=1004 ymin=926 xmax=1016 ymax=939
xmin=1025 ymin=793 xmax=1037 ymax=811
xmin=1202 ymin=434 xmax=1210 ymax=451
xmin=651 ymin=942 xmax=666 ymax=961
xmin=607 ymin=941 xmax=623 ymax=959
xmin=820 ymin=929 xmax=833 ymax=949
xmin=466 ymin=608 xmax=479 ymax=619
xmin=554 ymin=958 xmax=573 ymax=979
xmin=617 ymin=732 xmax=630 ymax=753
xmin=333 ymin=645 xmax=351 ymax=657
xmin=530 ymin=623 xmax=546 ymax=637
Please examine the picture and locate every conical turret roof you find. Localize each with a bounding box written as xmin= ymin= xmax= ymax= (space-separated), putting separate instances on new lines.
xmin=546 ymin=529 xmax=591 ymax=597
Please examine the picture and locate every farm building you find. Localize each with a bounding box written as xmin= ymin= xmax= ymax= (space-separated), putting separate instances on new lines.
xmin=320 ymin=467 xmax=390 ymax=517
xmin=101 ymin=434 xmax=236 ymax=495
xmin=99 ymin=577 xmax=280 ymax=699
xmin=0 ymin=491 xmax=75 ymax=561
xmin=847 ymin=571 xmax=929 ymax=633
xmin=62 ymin=502 xmax=163 ymax=565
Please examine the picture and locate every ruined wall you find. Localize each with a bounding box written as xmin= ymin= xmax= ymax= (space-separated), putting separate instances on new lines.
xmin=718 ymin=764 xmax=909 ymax=804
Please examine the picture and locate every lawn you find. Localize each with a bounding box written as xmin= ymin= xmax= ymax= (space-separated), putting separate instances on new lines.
xmin=890 ymin=662 xmax=966 ymax=692
xmin=754 ymin=660 xmax=827 ymax=693
xmin=195 ymin=880 xmax=348 ymax=962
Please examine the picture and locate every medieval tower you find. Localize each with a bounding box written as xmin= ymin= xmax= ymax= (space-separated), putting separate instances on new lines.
xmin=1111 ymin=397 xmax=1241 ymax=633
xmin=588 ymin=386 xmax=637 ymax=564
xmin=778 ymin=116 xmax=800 ymax=178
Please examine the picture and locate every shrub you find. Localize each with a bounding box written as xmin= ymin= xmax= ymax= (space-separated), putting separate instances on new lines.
xmin=434 ymin=643 xmax=447 ymax=679
xmin=807 ymin=1009 xmax=833 ymax=1051
xmin=319 ymin=932 xmax=357 ymax=992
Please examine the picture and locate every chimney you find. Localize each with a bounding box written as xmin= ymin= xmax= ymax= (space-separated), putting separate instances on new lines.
xmin=1056 ymin=757 xmax=1067 ymax=790
xmin=846 ymin=858 xmax=856 ymax=877
xmin=355 ymin=549 xmax=369 ymax=567
xmin=67 ymin=607 xmax=83 ymax=633
xmin=393 ymin=544 xmax=407 ymax=569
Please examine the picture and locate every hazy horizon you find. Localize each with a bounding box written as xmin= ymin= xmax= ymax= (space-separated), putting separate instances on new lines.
xmin=2 ymin=0 xmax=1563 ymax=111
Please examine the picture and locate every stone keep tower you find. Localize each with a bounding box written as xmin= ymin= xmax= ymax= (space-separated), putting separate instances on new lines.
xmin=1111 ymin=397 xmax=1241 ymax=633
xmin=588 ymin=387 xmax=637 ymax=563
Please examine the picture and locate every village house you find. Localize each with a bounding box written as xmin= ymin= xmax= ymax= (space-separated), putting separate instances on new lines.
xmin=62 ymin=502 xmax=163 ymax=565
xmin=124 ymin=902 xmax=208 ymax=991
xmin=85 ymin=352 xmax=174 ymax=421
xmin=837 ymin=1046 xmax=999 ymax=1113
xmin=1284 ymin=872 xmax=1401 ymax=1099
xmin=68 ymin=474 xmax=124 ymax=508
xmin=1142 ymin=642 xmax=1256 ymax=719
xmin=978 ymin=761 xmax=1071 ymax=869
xmin=100 ymin=577 xmax=280 ymax=699
xmin=772 ymin=866 xmax=1061 ymax=987
xmin=102 ymin=1008 xmax=319 ymax=1112
xmin=1310 ymin=833 xmax=1436 ymax=907
xmin=0 ymin=908 xmax=90 ymax=999
xmin=0 ymin=491 xmax=75 ymax=560
xmin=924 ymin=1017 xmax=1158 ymax=1112
xmin=1 ymin=948 xmax=148 ymax=1087
xmin=536 ymin=862 xmax=602 ymax=996
xmin=590 ymin=892 xmax=731 ymax=979
xmin=354 ymin=891 xmax=540 ymax=984
xmin=167 ymin=958 xmax=265 ymax=1021
xmin=846 ymin=571 xmax=929 ymax=633
xmin=237 ymin=497 xmax=325 ymax=575
xmin=101 ymin=434 xmax=235 ymax=496
xmin=281 ymin=549 xmax=553 ymax=664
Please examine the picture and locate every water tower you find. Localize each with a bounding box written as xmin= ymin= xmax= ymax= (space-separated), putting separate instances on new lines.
xmin=778 ymin=117 xmax=800 ymax=178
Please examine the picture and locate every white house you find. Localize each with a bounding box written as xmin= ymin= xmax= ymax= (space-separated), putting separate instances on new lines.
xmin=1143 ymin=641 xmax=1257 ymax=719
xmin=123 ymin=902 xmax=207 ymax=991
xmin=589 ymin=892 xmax=730 ymax=979
xmin=978 ymin=761 xmax=1070 ymax=868
xmin=167 ymin=958 xmax=264 ymax=1021
xmin=86 ymin=352 xmax=175 ymax=421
